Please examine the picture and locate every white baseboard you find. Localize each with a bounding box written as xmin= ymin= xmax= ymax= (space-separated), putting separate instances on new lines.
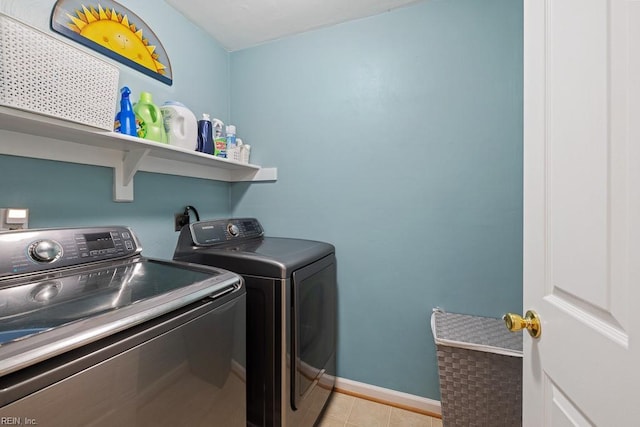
xmin=334 ymin=377 xmax=441 ymax=416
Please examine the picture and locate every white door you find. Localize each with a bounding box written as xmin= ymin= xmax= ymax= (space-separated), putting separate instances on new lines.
xmin=523 ymin=0 xmax=640 ymax=425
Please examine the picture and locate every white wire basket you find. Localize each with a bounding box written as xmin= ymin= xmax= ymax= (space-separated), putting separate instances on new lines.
xmin=0 ymin=13 xmax=119 ymax=130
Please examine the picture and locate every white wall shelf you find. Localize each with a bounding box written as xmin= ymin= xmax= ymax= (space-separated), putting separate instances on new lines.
xmin=0 ymin=106 xmax=277 ymax=202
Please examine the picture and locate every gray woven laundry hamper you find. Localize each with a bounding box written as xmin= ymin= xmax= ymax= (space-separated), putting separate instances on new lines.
xmin=431 ymin=309 xmax=523 ymax=427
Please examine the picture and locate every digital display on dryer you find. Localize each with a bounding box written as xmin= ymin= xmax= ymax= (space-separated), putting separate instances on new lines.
xmin=191 ymin=223 xmax=226 ymax=245
xmin=84 ymin=232 xmax=115 ymax=251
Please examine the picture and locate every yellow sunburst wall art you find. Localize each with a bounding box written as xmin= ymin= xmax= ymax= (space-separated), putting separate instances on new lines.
xmin=51 ymin=0 xmax=172 ymax=85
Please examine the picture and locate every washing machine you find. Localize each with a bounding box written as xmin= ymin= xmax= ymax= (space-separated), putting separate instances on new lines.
xmin=173 ymin=218 xmax=336 ymax=427
xmin=0 ymin=225 xmax=246 ymax=426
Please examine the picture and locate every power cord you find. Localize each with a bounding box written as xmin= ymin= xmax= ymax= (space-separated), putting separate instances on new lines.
xmin=183 ymin=205 xmax=200 ymax=222
xmin=175 ymin=205 xmax=201 ymax=231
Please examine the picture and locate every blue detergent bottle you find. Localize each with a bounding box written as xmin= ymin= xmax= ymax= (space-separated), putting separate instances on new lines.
xmin=114 ymin=87 xmax=137 ymax=137
xmin=197 ymin=113 xmax=214 ymax=155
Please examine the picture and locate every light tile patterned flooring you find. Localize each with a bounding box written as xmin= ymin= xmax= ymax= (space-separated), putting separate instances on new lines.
xmin=317 ymin=391 xmax=442 ymax=427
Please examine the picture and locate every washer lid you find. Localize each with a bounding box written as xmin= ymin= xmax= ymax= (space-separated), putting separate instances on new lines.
xmin=0 ymin=257 xmax=242 ymax=376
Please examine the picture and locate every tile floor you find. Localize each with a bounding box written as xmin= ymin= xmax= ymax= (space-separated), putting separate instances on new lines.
xmin=317 ymin=392 xmax=442 ymax=427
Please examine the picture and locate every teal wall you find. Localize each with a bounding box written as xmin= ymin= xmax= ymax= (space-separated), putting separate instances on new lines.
xmin=0 ymin=0 xmax=523 ymax=403
xmin=0 ymin=0 xmax=232 ymax=259
xmin=229 ymin=0 xmax=523 ymax=399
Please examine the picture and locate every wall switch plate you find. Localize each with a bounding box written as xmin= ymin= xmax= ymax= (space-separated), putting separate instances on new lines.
xmin=1 ymin=208 xmax=29 ymax=230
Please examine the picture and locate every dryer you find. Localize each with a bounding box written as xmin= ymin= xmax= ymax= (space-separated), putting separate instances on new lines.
xmin=174 ymin=218 xmax=336 ymax=427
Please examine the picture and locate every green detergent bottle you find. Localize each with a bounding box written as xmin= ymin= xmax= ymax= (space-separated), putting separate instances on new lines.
xmin=133 ymin=92 xmax=167 ymax=143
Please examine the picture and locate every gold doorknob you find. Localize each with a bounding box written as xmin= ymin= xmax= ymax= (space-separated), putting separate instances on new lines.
xmin=503 ymin=310 xmax=541 ymax=338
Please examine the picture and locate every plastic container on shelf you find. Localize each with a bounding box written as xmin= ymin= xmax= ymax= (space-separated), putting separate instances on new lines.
xmin=133 ymin=92 xmax=167 ymax=143
xmin=114 ymin=87 xmax=136 ymax=136
xmin=239 ymin=141 xmax=251 ymax=164
xmin=212 ymin=119 xmax=226 ymax=158
xmin=225 ymin=125 xmax=238 ymax=160
xmin=161 ymin=101 xmax=197 ymax=150
xmin=196 ymin=113 xmax=214 ymax=155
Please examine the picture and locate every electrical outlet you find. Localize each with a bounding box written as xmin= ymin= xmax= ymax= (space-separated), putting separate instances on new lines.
xmin=1 ymin=208 xmax=29 ymax=230
xmin=174 ymin=213 xmax=189 ymax=231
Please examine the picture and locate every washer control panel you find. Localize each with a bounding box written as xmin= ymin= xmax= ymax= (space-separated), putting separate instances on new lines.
xmin=189 ymin=218 xmax=264 ymax=246
xmin=0 ymin=226 xmax=141 ymax=278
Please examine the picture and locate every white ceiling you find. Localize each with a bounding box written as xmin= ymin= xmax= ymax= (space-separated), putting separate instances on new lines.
xmin=165 ymin=0 xmax=424 ymax=52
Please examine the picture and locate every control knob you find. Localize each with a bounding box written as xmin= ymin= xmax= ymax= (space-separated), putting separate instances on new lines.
xmin=227 ymin=223 xmax=240 ymax=236
xmin=29 ymin=240 xmax=63 ymax=263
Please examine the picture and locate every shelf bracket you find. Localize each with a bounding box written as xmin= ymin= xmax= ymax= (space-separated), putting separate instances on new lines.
xmin=113 ymin=149 xmax=150 ymax=202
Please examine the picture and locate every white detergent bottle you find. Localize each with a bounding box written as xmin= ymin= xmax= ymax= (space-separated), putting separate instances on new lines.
xmin=160 ymin=101 xmax=198 ymax=150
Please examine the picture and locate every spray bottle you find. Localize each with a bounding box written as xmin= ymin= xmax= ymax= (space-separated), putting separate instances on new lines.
xmin=114 ymin=87 xmax=137 ymax=137
xmin=213 ymin=119 xmax=226 ymax=158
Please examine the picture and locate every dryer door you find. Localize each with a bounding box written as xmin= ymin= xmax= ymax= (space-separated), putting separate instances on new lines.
xmin=291 ymin=254 xmax=336 ymax=410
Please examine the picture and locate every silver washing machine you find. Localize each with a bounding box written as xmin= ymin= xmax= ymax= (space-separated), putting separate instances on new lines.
xmin=174 ymin=218 xmax=336 ymax=427
xmin=0 ymin=226 xmax=246 ymax=426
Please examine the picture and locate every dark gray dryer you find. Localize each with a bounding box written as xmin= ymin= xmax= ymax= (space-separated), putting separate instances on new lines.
xmin=174 ymin=218 xmax=336 ymax=427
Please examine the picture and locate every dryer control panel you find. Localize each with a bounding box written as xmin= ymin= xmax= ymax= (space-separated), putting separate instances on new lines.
xmin=0 ymin=226 xmax=141 ymax=278
xmin=189 ymin=218 xmax=264 ymax=246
